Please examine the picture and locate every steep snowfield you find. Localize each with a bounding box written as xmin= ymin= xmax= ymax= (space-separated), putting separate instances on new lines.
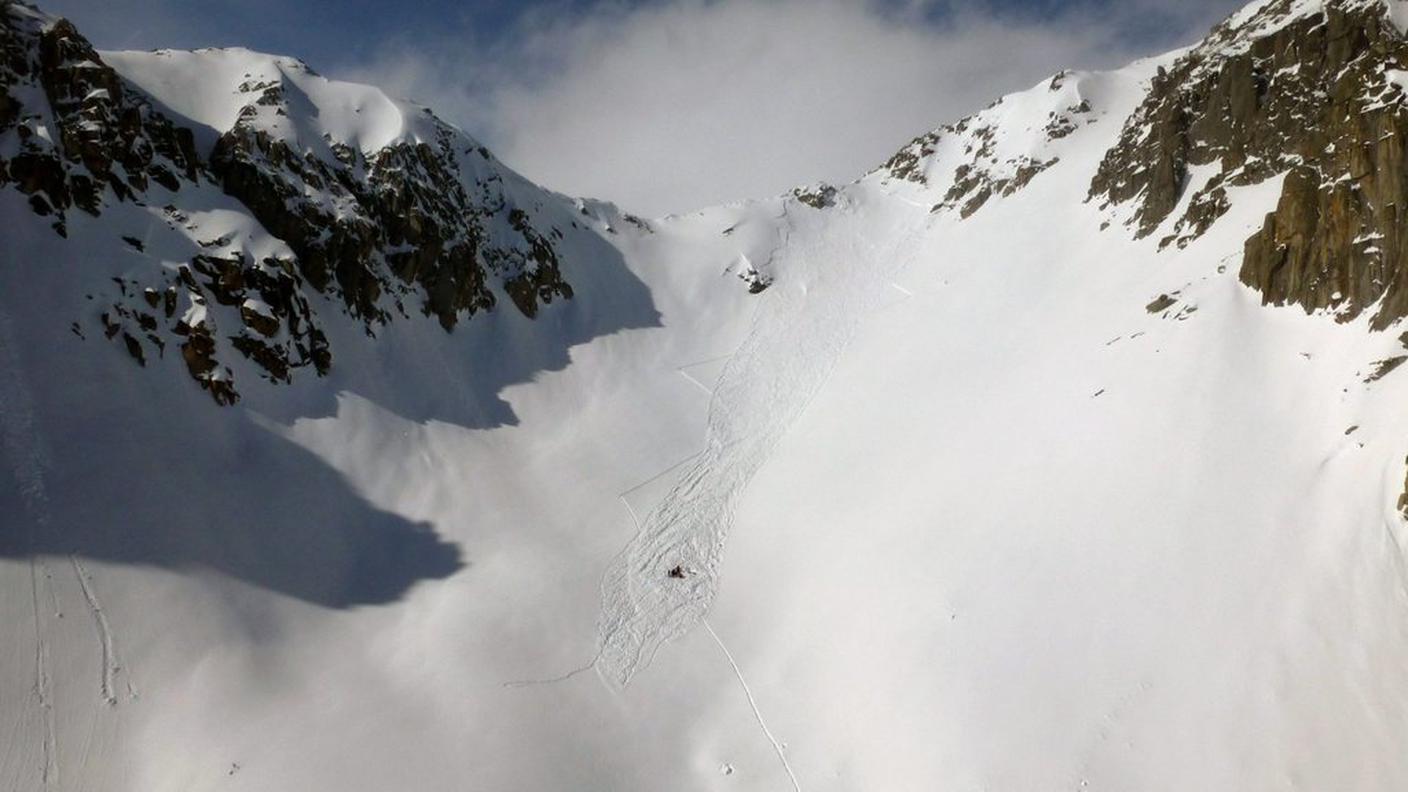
xmin=102 ymin=47 xmax=437 ymax=158
xmin=6 ymin=3 xmax=1408 ymax=791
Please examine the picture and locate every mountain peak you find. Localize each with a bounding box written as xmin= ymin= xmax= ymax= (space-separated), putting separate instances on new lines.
xmin=1217 ymin=0 xmax=1408 ymax=45
xmin=0 ymin=0 xmax=597 ymax=403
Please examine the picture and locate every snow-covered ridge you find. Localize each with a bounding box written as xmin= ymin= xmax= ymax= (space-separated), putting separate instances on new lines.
xmin=103 ymin=46 xmax=444 ymax=159
xmin=864 ymin=63 xmax=1159 ymax=222
xmin=0 ymin=0 xmax=639 ymax=404
xmin=1192 ymin=0 xmax=1408 ymax=62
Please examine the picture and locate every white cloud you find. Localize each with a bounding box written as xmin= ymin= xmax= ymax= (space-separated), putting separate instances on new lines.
xmin=351 ymin=0 xmax=1243 ymax=216
xmin=47 ymin=0 xmax=1245 ymax=216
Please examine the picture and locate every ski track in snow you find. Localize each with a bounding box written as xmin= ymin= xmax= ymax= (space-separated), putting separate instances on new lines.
xmin=703 ymin=620 xmax=803 ymax=792
xmin=595 ymin=197 xmax=933 ymax=687
xmin=28 ymin=558 xmax=57 ymax=791
xmin=0 ymin=301 xmax=131 ymax=789
xmin=69 ymin=556 xmax=118 ymax=706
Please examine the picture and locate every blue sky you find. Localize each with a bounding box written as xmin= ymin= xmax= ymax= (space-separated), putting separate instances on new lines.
xmin=43 ymin=0 xmax=1247 ymax=214
xmin=44 ymin=0 xmax=1240 ymax=76
xmin=45 ymin=0 xmax=591 ymax=67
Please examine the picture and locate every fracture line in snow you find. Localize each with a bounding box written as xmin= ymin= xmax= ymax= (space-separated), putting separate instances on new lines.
xmin=676 ymin=369 xmax=715 ymax=396
xmin=69 ymin=557 xmax=118 ymax=706
xmin=678 ymin=353 xmax=737 ymax=369
xmin=676 ymin=355 xmax=734 ymax=397
xmin=678 ymin=352 xmax=737 ymax=374
xmin=619 ymin=451 xmax=706 ymax=501
xmin=703 ymin=620 xmax=802 ymax=792
xmin=501 ymin=652 xmax=603 ymax=689
xmin=762 ymin=203 xmax=795 ymax=274
xmin=618 ymin=495 xmax=643 ymax=540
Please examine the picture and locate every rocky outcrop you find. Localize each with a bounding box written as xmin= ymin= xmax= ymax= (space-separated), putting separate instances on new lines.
xmin=1146 ymin=294 xmax=1178 ymax=314
xmin=792 ymin=183 xmax=838 ymax=209
xmin=206 ymin=74 xmax=573 ymax=332
xmin=0 ymin=3 xmax=199 ymax=234
xmin=724 ymin=254 xmax=772 ymax=294
xmin=1091 ymin=0 xmax=1408 ymax=328
xmin=880 ymin=70 xmax=1089 ymax=218
xmin=880 ymin=129 xmax=943 ymax=185
xmin=938 ymin=152 xmax=1059 ymax=219
xmin=207 ymin=85 xmax=570 ymax=331
xmin=1 ymin=1 xmax=579 ymax=404
xmin=881 ymin=114 xmax=1062 ymax=218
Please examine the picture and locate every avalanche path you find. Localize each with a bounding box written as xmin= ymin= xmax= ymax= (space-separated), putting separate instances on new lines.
xmin=596 ymin=191 xmax=934 ymax=686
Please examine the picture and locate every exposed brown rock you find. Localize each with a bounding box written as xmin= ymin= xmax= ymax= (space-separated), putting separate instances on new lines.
xmin=792 ymin=184 xmax=838 ymax=209
xmin=1 ymin=2 xmax=581 ymax=406
xmin=178 ymin=323 xmax=238 ymax=405
xmin=1365 ymin=355 xmax=1408 ymax=382
xmin=0 ymin=6 xmax=199 ymax=229
xmin=1146 ymin=294 xmax=1178 ymax=314
xmin=1396 ymin=455 xmax=1408 ymax=518
xmin=881 ymin=130 xmax=942 ymax=184
xmin=1091 ymin=0 xmax=1408 ymax=327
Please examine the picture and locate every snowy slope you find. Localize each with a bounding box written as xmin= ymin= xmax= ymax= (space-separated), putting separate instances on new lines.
xmin=101 ymin=47 xmax=436 ymax=156
xmin=6 ymin=0 xmax=1408 ymax=790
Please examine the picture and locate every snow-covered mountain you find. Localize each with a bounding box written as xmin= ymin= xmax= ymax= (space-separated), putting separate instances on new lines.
xmin=5 ymin=0 xmax=1408 ymax=789
xmin=1 ymin=4 xmax=635 ymax=406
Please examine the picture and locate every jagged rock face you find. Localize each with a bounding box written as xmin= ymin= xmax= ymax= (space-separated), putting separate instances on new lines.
xmin=1091 ymin=0 xmax=1408 ymax=328
xmin=792 ymin=183 xmax=838 ymax=209
xmin=878 ymin=70 xmax=1090 ymax=218
xmin=0 ymin=4 xmax=199 ymax=233
xmin=938 ymin=137 xmax=1057 ymax=220
xmin=0 ymin=2 xmax=314 ymax=404
xmin=207 ymin=79 xmax=572 ymax=330
xmin=100 ymin=232 xmax=332 ymax=405
xmin=0 ymin=1 xmax=577 ymax=404
xmin=881 ymin=129 xmax=942 ymax=185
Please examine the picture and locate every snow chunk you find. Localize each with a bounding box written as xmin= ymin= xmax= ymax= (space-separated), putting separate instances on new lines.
xmin=181 ymin=299 xmax=208 ymax=328
xmin=241 ymin=297 xmax=274 ymax=320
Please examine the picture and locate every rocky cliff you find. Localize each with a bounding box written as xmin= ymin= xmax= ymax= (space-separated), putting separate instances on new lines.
xmin=1091 ymin=0 xmax=1408 ymax=329
xmin=876 ymin=69 xmax=1097 ymax=219
xmin=0 ymin=1 xmax=577 ymax=404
